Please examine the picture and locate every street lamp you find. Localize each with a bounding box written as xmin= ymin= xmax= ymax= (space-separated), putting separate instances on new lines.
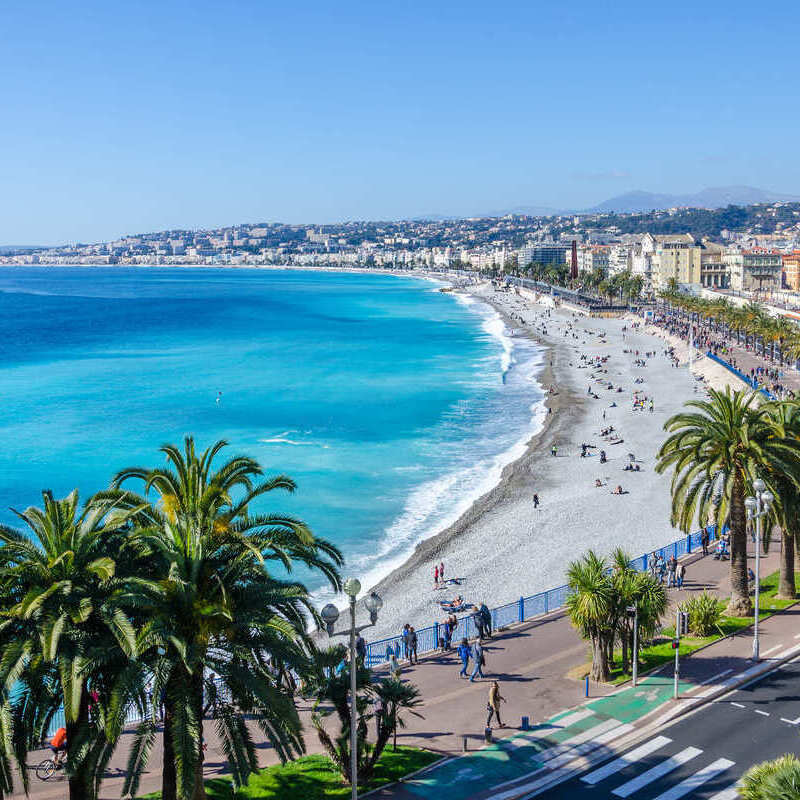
xmin=319 ymin=579 xmax=383 ymax=800
xmin=745 ymin=479 xmax=774 ymax=662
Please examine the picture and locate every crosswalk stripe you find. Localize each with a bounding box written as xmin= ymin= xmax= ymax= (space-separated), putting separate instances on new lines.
xmin=551 ymin=709 xmax=594 ymax=729
xmin=581 ymin=736 xmax=673 ymax=785
xmin=559 ymin=719 xmax=623 ymax=749
xmin=707 ymin=785 xmax=741 ymax=800
xmin=546 ymin=723 xmax=634 ymax=770
xmin=650 ymin=758 xmax=735 ymax=800
xmin=611 ymin=747 xmax=703 ymax=797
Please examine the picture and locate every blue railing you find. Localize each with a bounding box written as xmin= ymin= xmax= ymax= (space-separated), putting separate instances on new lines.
xmin=705 ymin=351 xmax=775 ymax=399
xmin=365 ymin=524 xmax=719 ymax=666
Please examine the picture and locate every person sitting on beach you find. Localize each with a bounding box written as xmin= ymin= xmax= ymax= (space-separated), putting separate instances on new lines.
xmin=611 ymin=485 xmax=624 ymax=495
xmin=595 ymin=478 xmax=603 ymax=487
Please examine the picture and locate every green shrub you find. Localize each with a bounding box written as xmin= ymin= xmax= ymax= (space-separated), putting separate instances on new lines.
xmin=682 ymin=591 xmax=721 ymax=637
xmin=740 ymin=754 xmax=800 ymax=800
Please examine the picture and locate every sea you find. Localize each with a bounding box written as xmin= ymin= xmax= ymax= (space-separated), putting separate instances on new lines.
xmin=0 ymin=267 xmax=545 ymax=599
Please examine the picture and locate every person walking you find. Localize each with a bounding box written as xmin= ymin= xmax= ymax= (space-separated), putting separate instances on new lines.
xmin=389 ymin=652 xmax=402 ymax=680
xmin=677 ymin=562 xmax=686 ymax=589
xmin=457 ymin=638 xmax=471 ymax=678
xmin=402 ymin=624 xmax=411 ymax=662
xmin=434 ymin=564 xmax=439 ymax=587
xmin=533 ymin=493 xmax=540 ymax=508
xmin=470 ymin=640 xmax=485 ymax=682
xmin=666 ymin=555 xmax=677 ymax=588
xmin=472 ymin=607 xmax=486 ymax=640
xmin=701 ymin=528 xmax=709 ymax=556
xmin=409 ymin=626 xmax=418 ymax=664
xmin=439 ymin=561 xmax=445 ymax=582
xmin=486 ymin=681 xmax=506 ymax=729
xmin=479 ymin=602 xmax=492 ymax=638
xmin=551 ymin=444 xmax=558 ymax=457
xmin=355 ymin=633 xmax=367 ymax=665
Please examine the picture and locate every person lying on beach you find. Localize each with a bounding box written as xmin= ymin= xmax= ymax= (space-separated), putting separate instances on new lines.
xmin=440 ymin=595 xmax=465 ymax=610
xmin=595 ymin=478 xmax=604 ymax=487
xmin=611 ymin=485 xmax=625 ymax=495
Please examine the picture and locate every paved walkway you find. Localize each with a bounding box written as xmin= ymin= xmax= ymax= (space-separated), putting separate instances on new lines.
xmin=16 ymin=541 xmax=787 ymax=799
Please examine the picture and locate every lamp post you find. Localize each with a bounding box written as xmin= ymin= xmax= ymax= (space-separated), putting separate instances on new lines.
xmin=744 ymin=478 xmax=774 ymax=662
xmin=627 ymin=604 xmax=639 ymax=687
xmin=320 ymin=580 xmax=383 ymax=800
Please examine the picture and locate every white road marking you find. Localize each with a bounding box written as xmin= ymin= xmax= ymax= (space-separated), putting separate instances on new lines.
xmin=546 ymin=723 xmax=635 ymax=770
xmin=754 ymin=709 xmax=770 ymax=716
xmin=762 ymin=644 xmax=783 ymax=657
xmin=730 ymin=702 xmax=745 ymax=708
xmin=781 ymin=715 xmax=800 ymax=725
xmin=697 ymin=668 xmax=733 ymax=687
xmin=707 ymin=784 xmax=742 ymax=800
xmin=651 ymin=758 xmax=735 ymax=800
xmin=612 ymin=747 xmax=703 ymax=798
xmin=559 ymin=719 xmax=622 ymax=749
xmin=581 ymin=736 xmax=672 ymax=785
xmin=551 ymin=709 xmax=594 ymax=729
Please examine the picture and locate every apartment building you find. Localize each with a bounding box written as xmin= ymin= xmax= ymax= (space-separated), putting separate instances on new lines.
xmin=725 ymin=249 xmax=783 ymax=292
xmin=783 ymin=251 xmax=800 ymax=290
xmin=699 ymin=240 xmax=728 ymax=288
xmin=641 ymin=233 xmax=701 ymax=289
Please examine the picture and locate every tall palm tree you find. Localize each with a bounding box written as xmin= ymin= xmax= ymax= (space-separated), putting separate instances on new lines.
xmin=566 ymin=551 xmax=613 ymax=681
xmin=113 ymin=437 xmax=343 ymax=800
xmin=758 ymin=401 xmax=800 ymax=598
xmin=0 ymin=490 xmax=145 ymax=800
xmin=657 ymin=389 xmax=800 ymax=615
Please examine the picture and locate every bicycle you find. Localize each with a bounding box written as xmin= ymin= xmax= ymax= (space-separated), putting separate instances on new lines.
xmin=35 ymin=756 xmax=65 ymax=781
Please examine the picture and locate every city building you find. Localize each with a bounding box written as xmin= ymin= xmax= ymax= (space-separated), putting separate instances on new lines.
xmin=725 ymin=249 xmax=783 ymax=292
xmin=783 ymin=251 xmax=800 ymax=290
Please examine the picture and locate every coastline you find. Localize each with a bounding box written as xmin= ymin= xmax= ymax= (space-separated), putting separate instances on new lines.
xmin=359 ymin=281 xmax=717 ymax=641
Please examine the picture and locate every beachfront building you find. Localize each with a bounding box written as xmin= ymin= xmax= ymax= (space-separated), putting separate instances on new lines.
xmin=642 ymin=233 xmax=702 ymax=290
xmin=608 ymin=244 xmax=633 ymax=276
xmin=518 ymin=243 xmax=570 ymax=268
xmin=725 ymin=249 xmax=783 ymax=292
xmin=699 ymin=240 xmax=729 ymax=288
xmin=783 ymin=251 xmax=800 ymax=290
xmin=576 ymin=245 xmax=609 ymax=274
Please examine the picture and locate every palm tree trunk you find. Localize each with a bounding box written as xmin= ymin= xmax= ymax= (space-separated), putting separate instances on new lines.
xmin=162 ymin=686 xmax=178 ymax=800
xmin=726 ymin=474 xmax=753 ymax=616
xmin=67 ymin=686 xmax=94 ymax=800
xmin=779 ymin=529 xmax=796 ymax=599
xmin=191 ymin=671 xmax=207 ymax=800
xmin=590 ymin=635 xmax=610 ymax=682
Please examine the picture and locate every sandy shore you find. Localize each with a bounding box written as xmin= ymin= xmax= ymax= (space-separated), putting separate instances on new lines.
xmin=360 ymin=283 xmax=732 ymax=641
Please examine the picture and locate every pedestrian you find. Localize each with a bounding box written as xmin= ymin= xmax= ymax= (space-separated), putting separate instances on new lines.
xmin=389 ymin=652 xmax=401 ymax=680
xmin=533 ymin=493 xmax=539 ymax=508
xmin=458 ymin=638 xmax=471 ymax=678
xmin=472 ymin=608 xmax=486 ymax=640
xmin=470 ymin=640 xmax=485 ymax=682
xmin=355 ymin=633 xmax=367 ymax=665
xmin=409 ymin=626 xmax=418 ymax=664
xmin=402 ymin=624 xmax=411 ymax=662
xmin=434 ymin=564 xmax=439 ymax=586
xmin=440 ymin=561 xmax=445 ymax=582
xmin=486 ymin=681 xmax=506 ymax=729
xmin=701 ymin=528 xmax=709 ymax=556
xmin=677 ymin=562 xmax=686 ymax=589
xmin=479 ymin=602 xmax=492 ymax=638
xmin=647 ymin=551 xmax=657 ymax=577
xmin=551 ymin=444 xmax=558 ymax=457
xmin=667 ymin=555 xmax=677 ymax=588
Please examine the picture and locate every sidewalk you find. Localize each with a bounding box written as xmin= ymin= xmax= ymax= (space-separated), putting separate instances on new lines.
xmin=372 ymin=546 xmax=797 ymax=800
xmin=19 ymin=541 xmax=785 ymax=799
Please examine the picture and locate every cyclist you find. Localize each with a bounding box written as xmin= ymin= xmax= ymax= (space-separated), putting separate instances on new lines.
xmin=49 ymin=726 xmax=67 ymax=768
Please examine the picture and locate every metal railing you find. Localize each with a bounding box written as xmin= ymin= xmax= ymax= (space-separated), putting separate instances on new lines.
xmin=365 ymin=524 xmax=720 ymax=666
xmin=705 ymin=351 xmax=775 ymax=399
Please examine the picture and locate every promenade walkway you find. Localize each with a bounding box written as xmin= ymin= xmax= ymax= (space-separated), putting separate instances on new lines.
xmin=16 ymin=541 xmax=787 ymax=799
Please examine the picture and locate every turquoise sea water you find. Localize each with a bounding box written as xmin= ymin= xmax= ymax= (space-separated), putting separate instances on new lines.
xmin=0 ymin=267 xmax=543 ymax=596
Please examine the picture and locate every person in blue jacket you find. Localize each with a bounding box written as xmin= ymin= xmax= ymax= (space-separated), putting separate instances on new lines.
xmin=457 ymin=638 xmax=471 ymax=678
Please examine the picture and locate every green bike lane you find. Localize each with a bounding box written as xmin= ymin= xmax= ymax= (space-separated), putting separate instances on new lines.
xmin=401 ymin=674 xmax=693 ymax=800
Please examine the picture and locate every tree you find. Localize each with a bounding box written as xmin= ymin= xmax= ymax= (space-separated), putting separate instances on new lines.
xmin=740 ymin=754 xmax=800 ymax=800
xmin=566 ymin=551 xmax=613 ymax=681
xmin=309 ymin=647 xmax=423 ymax=786
xmin=657 ymin=389 xmax=800 ymax=616
xmin=113 ymin=437 xmax=343 ymax=800
xmin=0 ymin=490 xmax=145 ymax=800
xmin=758 ymin=401 xmax=800 ymax=598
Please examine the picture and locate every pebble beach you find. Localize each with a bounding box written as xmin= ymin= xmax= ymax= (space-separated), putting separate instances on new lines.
xmin=362 ymin=281 xmax=724 ymax=641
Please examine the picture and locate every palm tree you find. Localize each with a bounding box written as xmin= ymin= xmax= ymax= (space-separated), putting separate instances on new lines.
xmin=758 ymin=401 xmax=800 ymax=598
xmin=113 ymin=437 xmax=343 ymax=800
xmin=0 ymin=490 xmax=145 ymax=800
xmin=740 ymin=754 xmax=800 ymax=800
xmin=657 ymin=389 xmax=800 ymax=616
xmin=373 ymin=679 xmax=423 ymax=752
xmin=566 ymin=551 xmax=613 ymax=681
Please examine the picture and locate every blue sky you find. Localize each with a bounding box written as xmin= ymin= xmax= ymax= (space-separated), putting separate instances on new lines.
xmin=2 ymin=0 xmax=799 ymax=244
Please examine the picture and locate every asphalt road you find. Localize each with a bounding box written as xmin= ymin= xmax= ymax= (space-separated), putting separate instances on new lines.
xmin=538 ymin=656 xmax=800 ymax=800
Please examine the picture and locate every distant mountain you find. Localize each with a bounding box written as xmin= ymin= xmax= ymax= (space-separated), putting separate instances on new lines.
xmin=588 ymin=186 xmax=800 ymax=214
